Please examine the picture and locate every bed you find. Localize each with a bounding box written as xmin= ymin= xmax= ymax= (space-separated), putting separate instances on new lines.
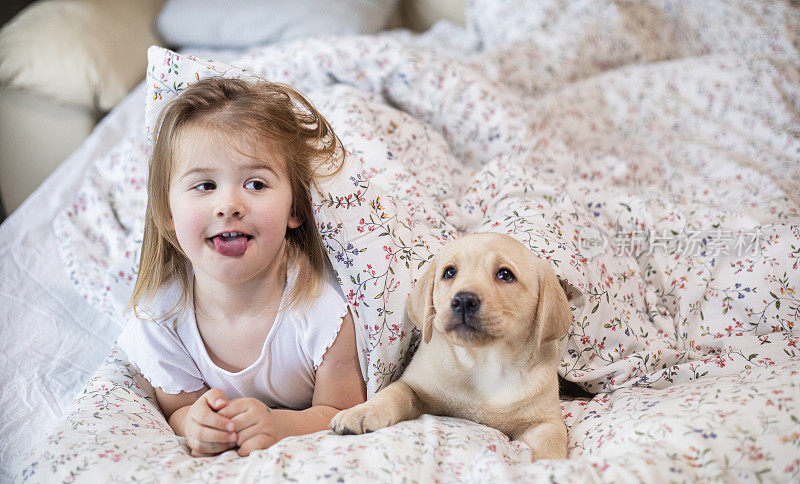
xmin=3 ymin=0 xmax=800 ymax=481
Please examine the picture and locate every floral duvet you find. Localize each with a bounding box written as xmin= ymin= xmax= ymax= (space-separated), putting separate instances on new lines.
xmin=14 ymin=0 xmax=800 ymax=482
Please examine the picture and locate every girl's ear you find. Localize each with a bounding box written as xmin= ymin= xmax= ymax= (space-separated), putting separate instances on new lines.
xmin=287 ymin=214 xmax=301 ymax=229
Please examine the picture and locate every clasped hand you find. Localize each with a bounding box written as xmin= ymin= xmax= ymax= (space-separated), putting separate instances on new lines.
xmin=183 ymin=388 xmax=285 ymax=457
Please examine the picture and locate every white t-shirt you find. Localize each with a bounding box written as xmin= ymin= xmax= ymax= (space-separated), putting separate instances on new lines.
xmin=117 ymin=268 xmax=363 ymax=410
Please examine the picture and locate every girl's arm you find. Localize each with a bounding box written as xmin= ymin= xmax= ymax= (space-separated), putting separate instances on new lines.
xmin=310 ymin=308 xmax=368 ymax=410
xmin=276 ymin=308 xmax=368 ymax=432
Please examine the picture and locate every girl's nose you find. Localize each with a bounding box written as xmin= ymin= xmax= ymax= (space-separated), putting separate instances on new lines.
xmin=215 ymin=196 xmax=245 ymax=219
xmin=216 ymin=205 xmax=243 ymax=218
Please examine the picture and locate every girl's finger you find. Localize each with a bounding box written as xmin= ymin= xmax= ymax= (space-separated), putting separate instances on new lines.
xmin=190 ymin=448 xmax=218 ymax=458
xmin=234 ymin=416 xmax=275 ymax=445
xmin=202 ymin=388 xmax=228 ymax=410
xmin=187 ymin=437 xmax=236 ymax=456
xmin=216 ymin=399 xmax=249 ymax=419
xmin=190 ymin=422 xmax=238 ymax=444
xmin=235 ymin=425 xmax=257 ymax=445
xmin=237 ymin=434 xmax=276 ymax=457
xmin=229 ymin=409 xmax=267 ymax=436
xmin=194 ymin=407 xmax=236 ymax=431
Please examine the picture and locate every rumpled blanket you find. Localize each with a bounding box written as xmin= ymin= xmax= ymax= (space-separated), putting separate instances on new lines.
xmin=16 ymin=0 xmax=800 ymax=481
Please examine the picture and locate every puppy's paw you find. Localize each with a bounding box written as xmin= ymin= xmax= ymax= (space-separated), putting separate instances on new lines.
xmin=329 ymin=402 xmax=395 ymax=435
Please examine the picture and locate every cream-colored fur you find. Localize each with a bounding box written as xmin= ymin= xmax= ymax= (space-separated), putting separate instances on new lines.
xmin=330 ymin=232 xmax=572 ymax=461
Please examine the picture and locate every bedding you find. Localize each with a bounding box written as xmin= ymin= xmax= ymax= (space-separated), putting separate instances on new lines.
xmin=3 ymin=0 xmax=799 ymax=481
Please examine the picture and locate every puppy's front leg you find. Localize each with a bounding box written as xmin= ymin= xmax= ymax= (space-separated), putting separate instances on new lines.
xmin=330 ymin=380 xmax=425 ymax=434
xmin=517 ymin=419 xmax=568 ymax=461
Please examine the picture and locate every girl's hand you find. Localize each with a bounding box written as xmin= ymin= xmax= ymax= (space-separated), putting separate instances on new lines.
xmin=183 ymin=388 xmax=238 ymax=457
xmin=218 ymin=398 xmax=284 ymax=456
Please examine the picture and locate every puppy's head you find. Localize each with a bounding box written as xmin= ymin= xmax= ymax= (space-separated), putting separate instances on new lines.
xmin=406 ymin=233 xmax=572 ymax=349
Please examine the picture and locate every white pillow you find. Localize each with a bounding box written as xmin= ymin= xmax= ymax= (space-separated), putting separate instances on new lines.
xmin=0 ymin=0 xmax=163 ymax=111
xmin=156 ymin=0 xmax=399 ymax=49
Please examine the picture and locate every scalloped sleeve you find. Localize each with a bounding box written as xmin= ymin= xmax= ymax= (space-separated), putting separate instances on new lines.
xmin=117 ymin=317 xmax=206 ymax=395
xmin=302 ymin=279 xmax=351 ymax=371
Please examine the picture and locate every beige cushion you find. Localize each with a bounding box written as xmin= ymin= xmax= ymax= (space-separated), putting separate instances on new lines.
xmin=398 ymin=0 xmax=465 ymax=31
xmin=0 ymin=87 xmax=95 ymax=213
xmin=0 ymin=0 xmax=163 ymax=111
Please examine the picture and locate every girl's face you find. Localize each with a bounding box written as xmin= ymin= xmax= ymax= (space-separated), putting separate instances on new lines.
xmin=167 ymin=126 xmax=300 ymax=287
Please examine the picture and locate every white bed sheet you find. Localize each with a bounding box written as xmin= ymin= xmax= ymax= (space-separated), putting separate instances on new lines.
xmin=0 ymin=84 xmax=146 ymax=480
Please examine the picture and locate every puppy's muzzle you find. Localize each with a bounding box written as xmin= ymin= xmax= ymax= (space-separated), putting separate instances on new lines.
xmin=446 ymin=291 xmax=492 ymax=343
xmin=451 ymin=291 xmax=480 ymax=319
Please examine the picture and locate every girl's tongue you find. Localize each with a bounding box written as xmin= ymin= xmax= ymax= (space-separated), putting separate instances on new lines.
xmin=212 ymin=234 xmax=248 ymax=256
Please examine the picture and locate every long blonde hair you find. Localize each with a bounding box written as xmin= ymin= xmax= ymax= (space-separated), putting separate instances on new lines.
xmin=129 ymin=76 xmax=344 ymax=319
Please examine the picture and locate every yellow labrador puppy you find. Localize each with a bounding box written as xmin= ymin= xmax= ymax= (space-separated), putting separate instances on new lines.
xmin=330 ymin=232 xmax=572 ymax=460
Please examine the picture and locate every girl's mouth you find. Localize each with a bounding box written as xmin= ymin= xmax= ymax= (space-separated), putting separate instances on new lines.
xmin=209 ymin=232 xmax=252 ymax=257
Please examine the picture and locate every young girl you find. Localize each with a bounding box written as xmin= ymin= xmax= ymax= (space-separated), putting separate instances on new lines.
xmin=119 ymin=76 xmax=366 ymax=458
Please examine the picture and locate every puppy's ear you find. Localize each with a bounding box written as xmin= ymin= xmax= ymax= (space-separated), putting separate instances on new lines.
xmin=406 ymin=259 xmax=436 ymax=344
xmin=535 ymin=267 xmax=572 ymax=345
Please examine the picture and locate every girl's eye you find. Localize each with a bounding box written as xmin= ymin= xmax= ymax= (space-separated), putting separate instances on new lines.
xmin=245 ymin=180 xmax=267 ymax=191
xmin=442 ymin=266 xmax=457 ymax=280
xmin=194 ymin=182 xmax=215 ymax=191
xmin=497 ymin=268 xmax=516 ymax=282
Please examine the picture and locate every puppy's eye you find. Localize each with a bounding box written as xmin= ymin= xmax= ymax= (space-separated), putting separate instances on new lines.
xmin=442 ymin=266 xmax=457 ymax=280
xmin=497 ymin=268 xmax=516 ymax=282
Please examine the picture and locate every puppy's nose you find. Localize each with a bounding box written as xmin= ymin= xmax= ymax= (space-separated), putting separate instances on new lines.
xmin=451 ymin=291 xmax=480 ymax=317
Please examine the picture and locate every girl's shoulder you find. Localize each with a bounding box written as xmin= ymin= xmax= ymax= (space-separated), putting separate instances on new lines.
xmin=117 ymin=278 xmax=204 ymax=394
xmin=128 ymin=277 xmax=191 ymax=328
xmin=282 ymin=270 xmax=351 ymax=370
xmin=119 ymin=277 xmax=194 ymax=356
xmin=316 ymin=270 xmax=348 ymax=307
xmin=283 ymin=269 xmax=348 ymax=330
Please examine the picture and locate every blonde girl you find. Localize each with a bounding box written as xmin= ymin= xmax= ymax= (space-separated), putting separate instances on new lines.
xmin=119 ymin=77 xmax=366 ymax=457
